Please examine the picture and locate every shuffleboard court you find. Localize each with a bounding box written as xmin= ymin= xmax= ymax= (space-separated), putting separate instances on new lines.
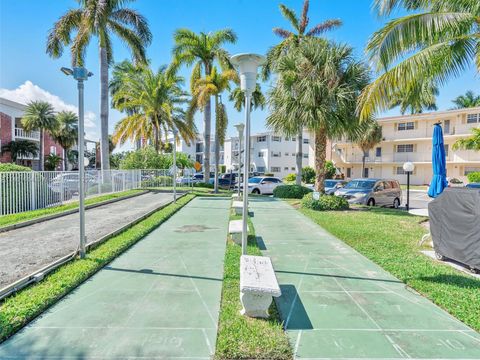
xmin=250 ymin=197 xmax=480 ymax=359
xmin=0 ymin=197 xmax=230 ymax=359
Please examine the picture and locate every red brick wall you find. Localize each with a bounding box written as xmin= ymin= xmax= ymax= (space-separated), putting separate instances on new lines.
xmin=0 ymin=112 xmax=13 ymax=163
xmin=44 ymin=133 xmax=65 ymax=170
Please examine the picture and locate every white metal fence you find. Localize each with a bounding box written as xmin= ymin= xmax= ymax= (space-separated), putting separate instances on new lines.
xmin=0 ymin=169 xmax=198 ymax=216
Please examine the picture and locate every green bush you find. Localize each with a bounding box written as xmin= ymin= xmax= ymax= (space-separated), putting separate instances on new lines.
xmin=273 ymin=184 xmax=312 ymax=199
xmin=325 ymin=160 xmax=336 ymax=179
xmin=120 ymin=146 xmax=194 ymax=170
xmin=0 ymin=163 xmax=32 ymax=172
xmin=301 ymin=192 xmax=349 ymax=211
xmin=467 ymin=172 xmax=480 ymax=183
xmin=283 ymin=173 xmax=296 ymax=182
xmin=264 ymin=172 xmax=274 ymax=176
xmin=141 ymin=175 xmax=173 ymax=188
xmin=301 ymin=166 xmax=316 ymax=183
xmin=193 ymin=182 xmax=214 ymax=189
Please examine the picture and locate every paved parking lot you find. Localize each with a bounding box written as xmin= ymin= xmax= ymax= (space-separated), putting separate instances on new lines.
xmin=402 ymin=190 xmax=431 ymax=209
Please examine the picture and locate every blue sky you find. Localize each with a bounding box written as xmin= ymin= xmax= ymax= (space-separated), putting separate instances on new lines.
xmin=1 ymin=0 xmax=479 ymax=151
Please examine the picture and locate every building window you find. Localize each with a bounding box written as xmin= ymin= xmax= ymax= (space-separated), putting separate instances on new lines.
xmin=291 ymin=137 xmax=296 ymax=142
xmin=396 ymin=144 xmax=414 ymax=153
xmin=285 ymin=152 xmax=289 ymax=156
xmin=375 ymin=147 xmax=382 ymax=157
xmin=467 ymin=113 xmax=479 ymax=124
xmin=398 ymin=122 xmax=415 ymax=131
xmin=291 ymin=153 xmax=295 ymax=157
xmin=257 ymin=135 xmax=267 ymax=142
xmin=195 ymin=143 xmax=203 ymax=152
xmin=303 ymin=138 xmax=309 ymax=144
xmin=271 ymin=135 xmax=281 ymax=142
xmin=346 ymin=168 xmax=351 ymax=178
xmin=272 ymin=151 xmax=281 ymax=157
xmin=50 ymin=146 xmax=56 ymax=155
xmin=396 ymin=167 xmax=406 ymax=175
xmin=284 ymin=167 xmax=289 ymax=171
xmin=195 ymin=154 xmax=203 ymax=164
xmin=258 ymin=152 xmax=264 ymax=158
xmin=257 ymin=166 xmax=265 ymax=173
xmin=444 ymin=144 xmax=449 ymax=156
xmin=271 ymin=167 xmax=281 ymax=172
xmin=464 ymin=167 xmax=480 ymax=175
xmin=303 ymin=153 xmax=308 ymax=158
xmin=291 ymin=167 xmax=295 ymax=171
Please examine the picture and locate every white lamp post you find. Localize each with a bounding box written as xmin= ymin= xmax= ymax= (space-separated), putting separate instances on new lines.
xmin=231 ymin=53 xmax=265 ymax=255
xmin=403 ymin=161 xmax=415 ymax=211
xmin=61 ymin=66 xmax=93 ymax=259
xmin=172 ymin=127 xmax=178 ymax=203
xmin=234 ymin=123 xmax=245 ymax=198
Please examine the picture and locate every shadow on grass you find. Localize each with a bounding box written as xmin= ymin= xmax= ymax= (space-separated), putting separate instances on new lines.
xmin=414 ymin=274 xmax=480 ymax=289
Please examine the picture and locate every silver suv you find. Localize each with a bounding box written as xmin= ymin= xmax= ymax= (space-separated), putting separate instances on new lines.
xmin=334 ymin=178 xmax=402 ymax=208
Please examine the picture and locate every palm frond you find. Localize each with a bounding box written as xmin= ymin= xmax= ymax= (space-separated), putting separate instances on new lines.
xmin=299 ymin=0 xmax=310 ymax=33
xmin=305 ymin=19 xmax=342 ymax=37
xmin=108 ymin=20 xmax=147 ymax=63
xmin=111 ymin=8 xmax=152 ymax=44
xmin=273 ymin=28 xmax=294 ymax=39
xmin=279 ymin=4 xmax=300 ymax=32
xmin=46 ymin=9 xmax=83 ymax=58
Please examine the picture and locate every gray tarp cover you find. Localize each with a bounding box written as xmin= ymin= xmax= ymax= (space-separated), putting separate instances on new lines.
xmin=428 ymin=187 xmax=480 ymax=269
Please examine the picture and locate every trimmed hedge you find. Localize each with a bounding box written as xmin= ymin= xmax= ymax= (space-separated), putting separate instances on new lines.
xmin=467 ymin=171 xmax=480 ymax=183
xmin=193 ymin=182 xmax=214 ymax=189
xmin=273 ymin=184 xmax=312 ymax=199
xmin=0 ymin=163 xmax=32 ymax=172
xmin=301 ymin=192 xmax=349 ymax=211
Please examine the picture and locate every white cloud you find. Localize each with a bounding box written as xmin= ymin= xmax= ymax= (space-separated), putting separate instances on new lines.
xmin=0 ymin=81 xmax=97 ymax=130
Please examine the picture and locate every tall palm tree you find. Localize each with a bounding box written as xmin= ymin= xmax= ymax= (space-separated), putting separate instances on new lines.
xmin=112 ymin=64 xmax=196 ymax=151
xmin=452 ymin=91 xmax=480 ymax=109
xmin=46 ymin=0 xmax=152 ymax=172
xmin=52 ymin=111 xmax=78 ymax=170
xmin=264 ymin=0 xmax=342 ymax=185
xmin=172 ymin=28 xmax=237 ymax=182
xmin=21 ymin=101 xmax=58 ymax=171
xmin=1 ymin=140 xmax=39 ymax=164
xmin=359 ymin=0 xmax=480 ymax=120
xmin=453 ymin=128 xmax=480 ymax=151
xmin=269 ymin=38 xmax=370 ymax=192
xmin=389 ymin=80 xmax=439 ymax=114
xmin=354 ymin=121 xmax=383 ymax=177
xmin=189 ymin=67 xmax=237 ymax=192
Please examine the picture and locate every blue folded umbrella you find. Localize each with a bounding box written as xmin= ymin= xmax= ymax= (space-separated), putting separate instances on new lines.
xmin=428 ymin=123 xmax=448 ymax=198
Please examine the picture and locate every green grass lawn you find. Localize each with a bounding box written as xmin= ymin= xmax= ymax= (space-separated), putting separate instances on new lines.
xmin=0 ymin=194 xmax=195 ymax=343
xmin=0 ymin=189 xmax=144 ymax=228
xmin=289 ymin=200 xmax=480 ymax=332
xmin=214 ymin=213 xmax=292 ymax=360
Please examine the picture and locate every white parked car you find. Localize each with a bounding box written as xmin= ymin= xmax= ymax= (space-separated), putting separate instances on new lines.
xmin=245 ymin=176 xmax=283 ymax=195
xmin=447 ymin=177 xmax=464 ymax=187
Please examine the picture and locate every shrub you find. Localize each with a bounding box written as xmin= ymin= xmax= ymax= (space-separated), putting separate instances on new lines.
xmin=264 ymin=172 xmax=274 ymax=176
xmin=0 ymin=163 xmax=32 ymax=172
xmin=273 ymin=184 xmax=312 ymax=199
xmin=141 ymin=175 xmax=173 ymax=188
xmin=467 ymin=172 xmax=480 ymax=183
xmin=120 ymin=146 xmax=193 ymax=170
xmin=301 ymin=192 xmax=349 ymax=211
xmin=193 ymin=182 xmax=214 ymax=189
xmin=302 ymin=166 xmax=316 ymax=183
xmin=325 ymin=160 xmax=336 ymax=179
xmin=283 ymin=173 xmax=296 ymax=182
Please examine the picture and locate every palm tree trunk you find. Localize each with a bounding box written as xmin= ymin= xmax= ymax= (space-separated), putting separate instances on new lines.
xmin=362 ymin=151 xmax=367 ymax=178
xmin=64 ymin=148 xmax=68 ymax=171
xmin=314 ymin=128 xmax=327 ymax=192
xmin=154 ymin=125 xmax=160 ymax=152
xmin=99 ymin=46 xmax=110 ymax=173
xmin=40 ymin=129 xmax=44 ymax=171
xmin=296 ymin=128 xmax=303 ymax=185
xmin=213 ymin=97 xmax=220 ymax=193
xmin=203 ymin=97 xmax=211 ymax=183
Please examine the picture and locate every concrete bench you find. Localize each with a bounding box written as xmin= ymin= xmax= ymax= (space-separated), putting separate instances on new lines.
xmin=231 ymin=193 xmax=241 ymax=201
xmin=229 ymin=220 xmax=248 ymax=245
xmin=232 ymin=200 xmax=245 ymax=215
xmin=240 ymin=255 xmax=281 ymax=318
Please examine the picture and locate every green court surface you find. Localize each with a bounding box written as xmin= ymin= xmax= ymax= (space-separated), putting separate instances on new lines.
xmin=250 ymin=197 xmax=480 ymax=360
xmin=0 ymin=197 xmax=230 ymax=359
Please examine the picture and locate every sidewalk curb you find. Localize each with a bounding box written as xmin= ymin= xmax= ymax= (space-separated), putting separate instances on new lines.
xmin=0 ymin=190 xmax=148 ymax=233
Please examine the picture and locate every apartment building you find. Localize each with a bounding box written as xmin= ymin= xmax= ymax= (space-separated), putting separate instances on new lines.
xmin=0 ymin=97 xmax=64 ymax=170
xmin=329 ymin=107 xmax=480 ymax=185
xmin=171 ymin=134 xmax=224 ymax=170
xmin=224 ymin=130 xmax=312 ymax=179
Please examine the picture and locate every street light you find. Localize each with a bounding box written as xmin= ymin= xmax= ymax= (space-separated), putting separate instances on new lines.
xmin=61 ymin=66 xmax=93 ymax=259
xmin=172 ymin=127 xmax=178 ymax=203
xmin=403 ymin=161 xmax=415 ymax=211
xmin=231 ymin=53 xmax=265 ymax=255
xmin=234 ymin=123 xmax=245 ymax=198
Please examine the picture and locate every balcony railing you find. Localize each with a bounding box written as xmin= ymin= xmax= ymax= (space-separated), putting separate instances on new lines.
xmin=15 ymin=128 xmax=40 ymax=141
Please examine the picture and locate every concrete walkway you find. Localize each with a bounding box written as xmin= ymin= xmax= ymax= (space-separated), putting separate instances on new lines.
xmin=0 ymin=197 xmax=230 ymax=359
xmin=0 ymin=191 xmax=174 ymax=289
xmin=250 ymin=197 xmax=480 ymax=359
